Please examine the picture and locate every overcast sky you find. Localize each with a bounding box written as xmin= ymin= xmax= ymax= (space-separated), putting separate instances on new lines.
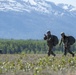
xmin=46 ymin=0 xmax=76 ymax=7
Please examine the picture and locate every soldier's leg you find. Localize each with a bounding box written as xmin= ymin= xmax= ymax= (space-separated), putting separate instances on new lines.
xmin=48 ymin=48 xmax=50 ymax=56
xmin=68 ymin=50 xmax=74 ymax=57
xmin=50 ymin=50 xmax=56 ymax=56
xmin=48 ymin=46 xmax=56 ymax=56
xmin=64 ymin=47 xmax=67 ymax=56
xmin=48 ymin=47 xmax=51 ymax=56
xmin=68 ymin=46 xmax=74 ymax=57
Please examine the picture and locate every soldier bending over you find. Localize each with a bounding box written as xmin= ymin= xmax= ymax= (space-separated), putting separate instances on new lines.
xmin=59 ymin=32 xmax=75 ymax=57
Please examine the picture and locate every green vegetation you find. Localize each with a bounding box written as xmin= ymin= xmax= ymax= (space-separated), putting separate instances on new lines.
xmin=0 ymin=39 xmax=76 ymax=54
xmin=0 ymin=39 xmax=47 ymax=54
xmin=0 ymin=39 xmax=76 ymax=75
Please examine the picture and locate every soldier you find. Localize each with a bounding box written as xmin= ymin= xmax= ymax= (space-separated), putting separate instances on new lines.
xmin=0 ymin=49 xmax=2 ymax=54
xmin=44 ymin=31 xmax=56 ymax=56
xmin=59 ymin=32 xmax=75 ymax=57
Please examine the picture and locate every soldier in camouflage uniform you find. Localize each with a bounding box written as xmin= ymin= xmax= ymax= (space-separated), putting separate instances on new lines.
xmin=59 ymin=32 xmax=74 ymax=57
xmin=44 ymin=31 xmax=56 ymax=56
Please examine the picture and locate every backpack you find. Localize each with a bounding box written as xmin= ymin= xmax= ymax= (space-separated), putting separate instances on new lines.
xmin=68 ymin=36 xmax=75 ymax=45
xmin=52 ymin=35 xmax=59 ymax=46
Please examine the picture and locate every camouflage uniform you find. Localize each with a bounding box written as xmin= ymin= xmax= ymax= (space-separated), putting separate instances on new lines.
xmin=0 ymin=49 xmax=2 ymax=54
xmin=44 ymin=31 xmax=56 ymax=56
xmin=59 ymin=32 xmax=74 ymax=57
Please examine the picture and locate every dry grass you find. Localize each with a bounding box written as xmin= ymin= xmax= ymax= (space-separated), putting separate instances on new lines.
xmin=0 ymin=54 xmax=76 ymax=75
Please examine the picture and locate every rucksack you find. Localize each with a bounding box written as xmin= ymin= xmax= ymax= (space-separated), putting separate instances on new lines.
xmin=52 ymin=35 xmax=59 ymax=46
xmin=68 ymin=36 xmax=75 ymax=45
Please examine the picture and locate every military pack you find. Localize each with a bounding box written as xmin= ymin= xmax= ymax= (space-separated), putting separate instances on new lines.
xmin=68 ymin=36 xmax=75 ymax=45
xmin=52 ymin=35 xmax=59 ymax=46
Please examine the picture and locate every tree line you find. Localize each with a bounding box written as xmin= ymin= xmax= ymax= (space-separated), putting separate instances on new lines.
xmin=0 ymin=39 xmax=76 ymax=54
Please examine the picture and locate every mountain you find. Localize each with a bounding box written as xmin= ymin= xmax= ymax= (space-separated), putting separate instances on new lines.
xmin=0 ymin=0 xmax=76 ymax=39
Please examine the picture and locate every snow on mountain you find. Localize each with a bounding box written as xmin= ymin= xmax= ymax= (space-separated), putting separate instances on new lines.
xmin=0 ymin=0 xmax=48 ymax=13
xmin=0 ymin=0 xmax=76 ymax=13
xmin=0 ymin=0 xmax=76 ymax=39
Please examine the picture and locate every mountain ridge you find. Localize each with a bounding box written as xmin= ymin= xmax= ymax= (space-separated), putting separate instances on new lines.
xmin=0 ymin=0 xmax=76 ymax=39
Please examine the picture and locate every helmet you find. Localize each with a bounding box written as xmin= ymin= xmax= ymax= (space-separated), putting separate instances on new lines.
xmin=61 ymin=32 xmax=65 ymax=35
xmin=47 ymin=31 xmax=51 ymax=34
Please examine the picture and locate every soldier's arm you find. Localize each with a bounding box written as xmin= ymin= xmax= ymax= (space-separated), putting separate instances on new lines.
xmin=59 ymin=39 xmax=62 ymax=45
xmin=48 ymin=37 xmax=52 ymax=40
xmin=47 ymin=35 xmax=52 ymax=41
xmin=44 ymin=34 xmax=47 ymax=40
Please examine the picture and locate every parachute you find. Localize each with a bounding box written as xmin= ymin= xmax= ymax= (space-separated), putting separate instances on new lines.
xmin=52 ymin=35 xmax=59 ymax=46
xmin=68 ymin=36 xmax=75 ymax=45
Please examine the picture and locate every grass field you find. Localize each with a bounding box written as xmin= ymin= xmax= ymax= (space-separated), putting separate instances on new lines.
xmin=0 ymin=54 xmax=76 ymax=75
